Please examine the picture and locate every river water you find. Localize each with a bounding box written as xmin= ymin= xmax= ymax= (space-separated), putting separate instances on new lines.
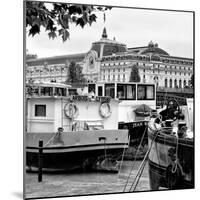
xmin=25 ymin=161 xmax=150 ymax=199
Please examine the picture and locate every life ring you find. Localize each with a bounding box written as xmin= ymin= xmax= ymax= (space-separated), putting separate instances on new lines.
xmin=99 ymin=102 xmax=112 ymax=118
xmin=166 ymin=164 xmax=183 ymax=189
xmin=64 ymin=102 xmax=79 ymax=119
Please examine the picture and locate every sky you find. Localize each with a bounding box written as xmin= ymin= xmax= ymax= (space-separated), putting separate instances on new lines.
xmin=26 ymin=4 xmax=194 ymax=59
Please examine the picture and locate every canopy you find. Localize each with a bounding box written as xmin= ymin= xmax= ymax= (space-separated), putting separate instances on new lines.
xmin=135 ymin=104 xmax=152 ymax=116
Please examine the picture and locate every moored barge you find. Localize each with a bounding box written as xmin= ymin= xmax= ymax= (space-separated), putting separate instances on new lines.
xmin=25 ymin=82 xmax=129 ymax=172
xmin=148 ymin=99 xmax=194 ymax=190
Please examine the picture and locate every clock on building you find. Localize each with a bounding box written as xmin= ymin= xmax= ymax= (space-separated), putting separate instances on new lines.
xmin=89 ymin=56 xmax=94 ymax=70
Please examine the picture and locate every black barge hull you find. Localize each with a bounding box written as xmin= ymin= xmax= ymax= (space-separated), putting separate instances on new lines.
xmin=26 ymin=145 xmax=125 ymax=172
xmin=26 ymin=130 xmax=129 ymax=172
xmin=148 ymin=130 xmax=194 ymax=190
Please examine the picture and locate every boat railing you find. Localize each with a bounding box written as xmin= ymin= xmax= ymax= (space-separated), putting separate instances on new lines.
xmin=26 ymin=83 xmax=69 ymax=97
xmin=61 ymin=119 xmax=104 ymax=132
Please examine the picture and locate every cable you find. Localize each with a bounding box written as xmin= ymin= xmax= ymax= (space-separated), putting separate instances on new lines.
xmin=123 ymin=125 xmax=148 ymax=192
xmin=118 ymin=134 xmax=130 ymax=176
xmin=129 ymin=130 xmax=160 ymax=191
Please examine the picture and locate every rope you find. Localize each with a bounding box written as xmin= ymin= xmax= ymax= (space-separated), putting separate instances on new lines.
xmin=129 ymin=130 xmax=160 ymax=191
xmin=118 ymin=134 xmax=130 ymax=176
xmin=172 ymin=136 xmax=179 ymax=173
xmin=123 ymin=125 xmax=148 ymax=192
xmin=44 ymin=132 xmax=58 ymax=147
xmin=129 ymin=150 xmax=149 ymax=191
xmin=172 ymin=138 xmax=183 ymax=174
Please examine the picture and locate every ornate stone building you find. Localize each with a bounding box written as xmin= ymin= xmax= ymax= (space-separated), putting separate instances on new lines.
xmin=26 ymin=28 xmax=193 ymax=89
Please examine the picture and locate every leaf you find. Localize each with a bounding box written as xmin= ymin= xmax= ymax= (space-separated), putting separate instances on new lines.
xmin=82 ymin=12 xmax=89 ymax=24
xmin=89 ymin=14 xmax=97 ymax=25
xmin=62 ymin=29 xmax=70 ymax=42
xmin=71 ymin=16 xmax=77 ymax=23
xmin=48 ymin=31 xmax=57 ymax=39
xmin=39 ymin=13 xmax=47 ymax=27
xmin=60 ymin=14 xmax=69 ymax=29
xmin=76 ymin=6 xmax=83 ymax=14
xmin=68 ymin=5 xmax=78 ymax=15
xmin=58 ymin=28 xmax=64 ymax=36
xmin=76 ymin=17 xmax=85 ymax=28
xmin=29 ymin=24 xmax=40 ymax=36
xmin=26 ymin=16 xmax=32 ymax=26
xmin=32 ymin=17 xmax=41 ymax=27
xmin=46 ymin=18 xmax=54 ymax=31
xmin=40 ymin=20 xmax=47 ymax=27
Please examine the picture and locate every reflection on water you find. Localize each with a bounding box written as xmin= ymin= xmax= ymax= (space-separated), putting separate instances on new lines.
xmin=25 ymin=161 xmax=150 ymax=199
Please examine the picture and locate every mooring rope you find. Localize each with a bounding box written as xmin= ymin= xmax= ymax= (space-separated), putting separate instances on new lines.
xmin=129 ymin=130 xmax=160 ymax=191
xmin=44 ymin=132 xmax=58 ymax=147
xmin=123 ymin=125 xmax=148 ymax=192
xmin=118 ymin=134 xmax=130 ymax=176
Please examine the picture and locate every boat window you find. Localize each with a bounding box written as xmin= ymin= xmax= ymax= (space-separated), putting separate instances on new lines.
xmin=35 ymin=105 xmax=46 ymax=117
xmin=40 ymin=87 xmax=45 ymax=96
xmin=98 ymin=86 xmax=103 ymax=96
xmin=127 ymin=85 xmax=136 ymax=99
xmin=42 ymin=87 xmax=53 ymax=96
xmin=105 ymin=83 xmax=115 ymax=98
xmin=146 ymin=86 xmax=154 ymax=99
xmin=137 ymin=85 xmax=155 ymax=100
xmin=88 ymin=84 xmax=96 ymax=94
xmin=117 ymin=84 xmax=136 ymax=100
xmin=55 ymin=87 xmax=65 ymax=96
xmin=32 ymin=86 xmax=39 ymax=95
xmin=137 ymin=85 xmax=146 ymax=100
xmin=117 ymin=85 xmax=126 ymax=99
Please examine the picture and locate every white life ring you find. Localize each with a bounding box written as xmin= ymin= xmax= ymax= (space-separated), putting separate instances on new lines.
xmin=99 ymin=102 xmax=112 ymax=118
xmin=64 ymin=102 xmax=79 ymax=119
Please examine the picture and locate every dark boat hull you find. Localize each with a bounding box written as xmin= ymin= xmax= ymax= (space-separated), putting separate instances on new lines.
xmin=26 ymin=130 xmax=129 ymax=172
xmin=26 ymin=145 xmax=125 ymax=172
xmin=148 ymin=130 xmax=194 ymax=190
xmin=118 ymin=121 xmax=148 ymax=146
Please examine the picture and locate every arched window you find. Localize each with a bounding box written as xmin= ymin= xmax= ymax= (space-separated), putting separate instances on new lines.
xmin=165 ymin=78 xmax=168 ymax=87
xmin=118 ymin=74 xmax=120 ymax=81
xmin=179 ymin=80 xmax=182 ymax=88
xmin=183 ymin=80 xmax=186 ymax=88
xmin=123 ymin=74 xmax=125 ymax=82
xmin=174 ymin=79 xmax=177 ymax=88
xmin=169 ymin=79 xmax=172 ymax=88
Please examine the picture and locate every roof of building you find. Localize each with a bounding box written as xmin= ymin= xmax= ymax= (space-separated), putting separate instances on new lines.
xmin=26 ymin=53 xmax=86 ymax=66
xmin=161 ymin=55 xmax=193 ymax=61
xmin=128 ymin=41 xmax=169 ymax=56
xmin=26 ymin=34 xmax=193 ymax=67
xmin=91 ymin=27 xmax=127 ymax=57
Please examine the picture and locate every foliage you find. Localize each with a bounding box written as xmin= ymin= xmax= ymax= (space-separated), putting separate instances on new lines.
xmin=66 ymin=61 xmax=87 ymax=84
xmin=129 ymin=65 xmax=141 ymax=82
xmin=26 ymin=1 xmax=111 ymax=42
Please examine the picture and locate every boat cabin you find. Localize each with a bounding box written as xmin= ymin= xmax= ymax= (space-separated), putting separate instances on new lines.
xmin=26 ymin=82 xmax=120 ymax=133
xmin=87 ymin=82 xmax=156 ymax=123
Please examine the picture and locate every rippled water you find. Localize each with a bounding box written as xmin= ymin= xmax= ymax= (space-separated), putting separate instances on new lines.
xmin=25 ymin=161 xmax=150 ymax=199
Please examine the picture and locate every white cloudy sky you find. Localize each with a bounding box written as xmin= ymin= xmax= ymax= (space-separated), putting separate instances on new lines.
xmin=26 ymin=4 xmax=193 ymax=58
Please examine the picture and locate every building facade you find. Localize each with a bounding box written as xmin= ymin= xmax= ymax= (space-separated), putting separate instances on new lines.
xmin=26 ymin=28 xmax=193 ymax=89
